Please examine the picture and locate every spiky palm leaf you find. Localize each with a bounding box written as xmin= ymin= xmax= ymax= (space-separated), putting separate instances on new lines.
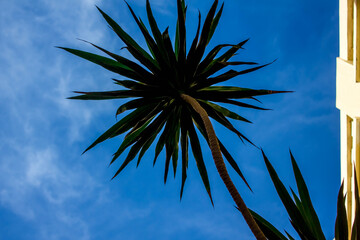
xmin=60 ymin=0 xmax=285 ymax=205
xmin=251 ymin=150 xmax=360 ymax=240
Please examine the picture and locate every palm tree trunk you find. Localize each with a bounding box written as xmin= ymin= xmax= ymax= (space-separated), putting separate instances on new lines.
xmin=181 ymin=94 xmax=266 ymax=240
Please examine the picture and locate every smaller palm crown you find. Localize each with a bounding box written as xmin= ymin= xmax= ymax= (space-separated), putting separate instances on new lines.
xmin=59 ymin=0 xmax=286 ymax=200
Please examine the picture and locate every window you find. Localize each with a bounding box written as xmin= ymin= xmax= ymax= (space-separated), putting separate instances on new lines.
xmin=347 ymin=116 xmax=353 ymax=226
xmin=348 ymin=0 xmax=354 ymax=62
xmin=356 ymin=119 xmax=360 ymax=191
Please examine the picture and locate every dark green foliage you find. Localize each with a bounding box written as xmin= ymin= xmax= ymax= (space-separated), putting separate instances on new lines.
xmin=335 ymin=171 xmax=360 ymax=240
xmin=60 ymin=0 xmax=286 ymax=200
xmin=250 ymin=150 xmax=360 ymax=240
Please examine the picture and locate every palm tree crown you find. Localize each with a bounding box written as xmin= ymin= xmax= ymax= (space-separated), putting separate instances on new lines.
xmin=59 ymin=0 xmax=286 ymax=201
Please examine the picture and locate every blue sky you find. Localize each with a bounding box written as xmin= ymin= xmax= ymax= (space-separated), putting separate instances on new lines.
xmin=0 ymin=0 xmax=339 ymax=239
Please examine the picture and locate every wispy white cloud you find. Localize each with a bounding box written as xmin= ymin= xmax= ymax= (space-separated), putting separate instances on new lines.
xmin=0 ymin=1 xmax=110 ymax=239
xmin=0 ymin=144 xmax=95 ymax=238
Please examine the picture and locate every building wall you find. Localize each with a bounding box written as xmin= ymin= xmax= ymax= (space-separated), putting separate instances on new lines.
xmin=337 ymin=0 xmax=360 ymax=231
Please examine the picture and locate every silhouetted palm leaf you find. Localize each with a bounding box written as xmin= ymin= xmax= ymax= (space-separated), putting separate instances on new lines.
xmin=251 ymin=150 xmax=360 ymax=240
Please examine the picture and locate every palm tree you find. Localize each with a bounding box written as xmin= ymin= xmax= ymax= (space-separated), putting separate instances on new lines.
xmin=59 ymin=0 xmax=287 ymax=239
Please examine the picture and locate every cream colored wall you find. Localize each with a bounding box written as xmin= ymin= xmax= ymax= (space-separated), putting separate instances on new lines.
xmin=339 ymin=0 xmax=349 ymax=59
xmin=337 ymin=0 xmax=360 ymax=228
xmin=336 ymin=58 xmax=360 ymax=115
